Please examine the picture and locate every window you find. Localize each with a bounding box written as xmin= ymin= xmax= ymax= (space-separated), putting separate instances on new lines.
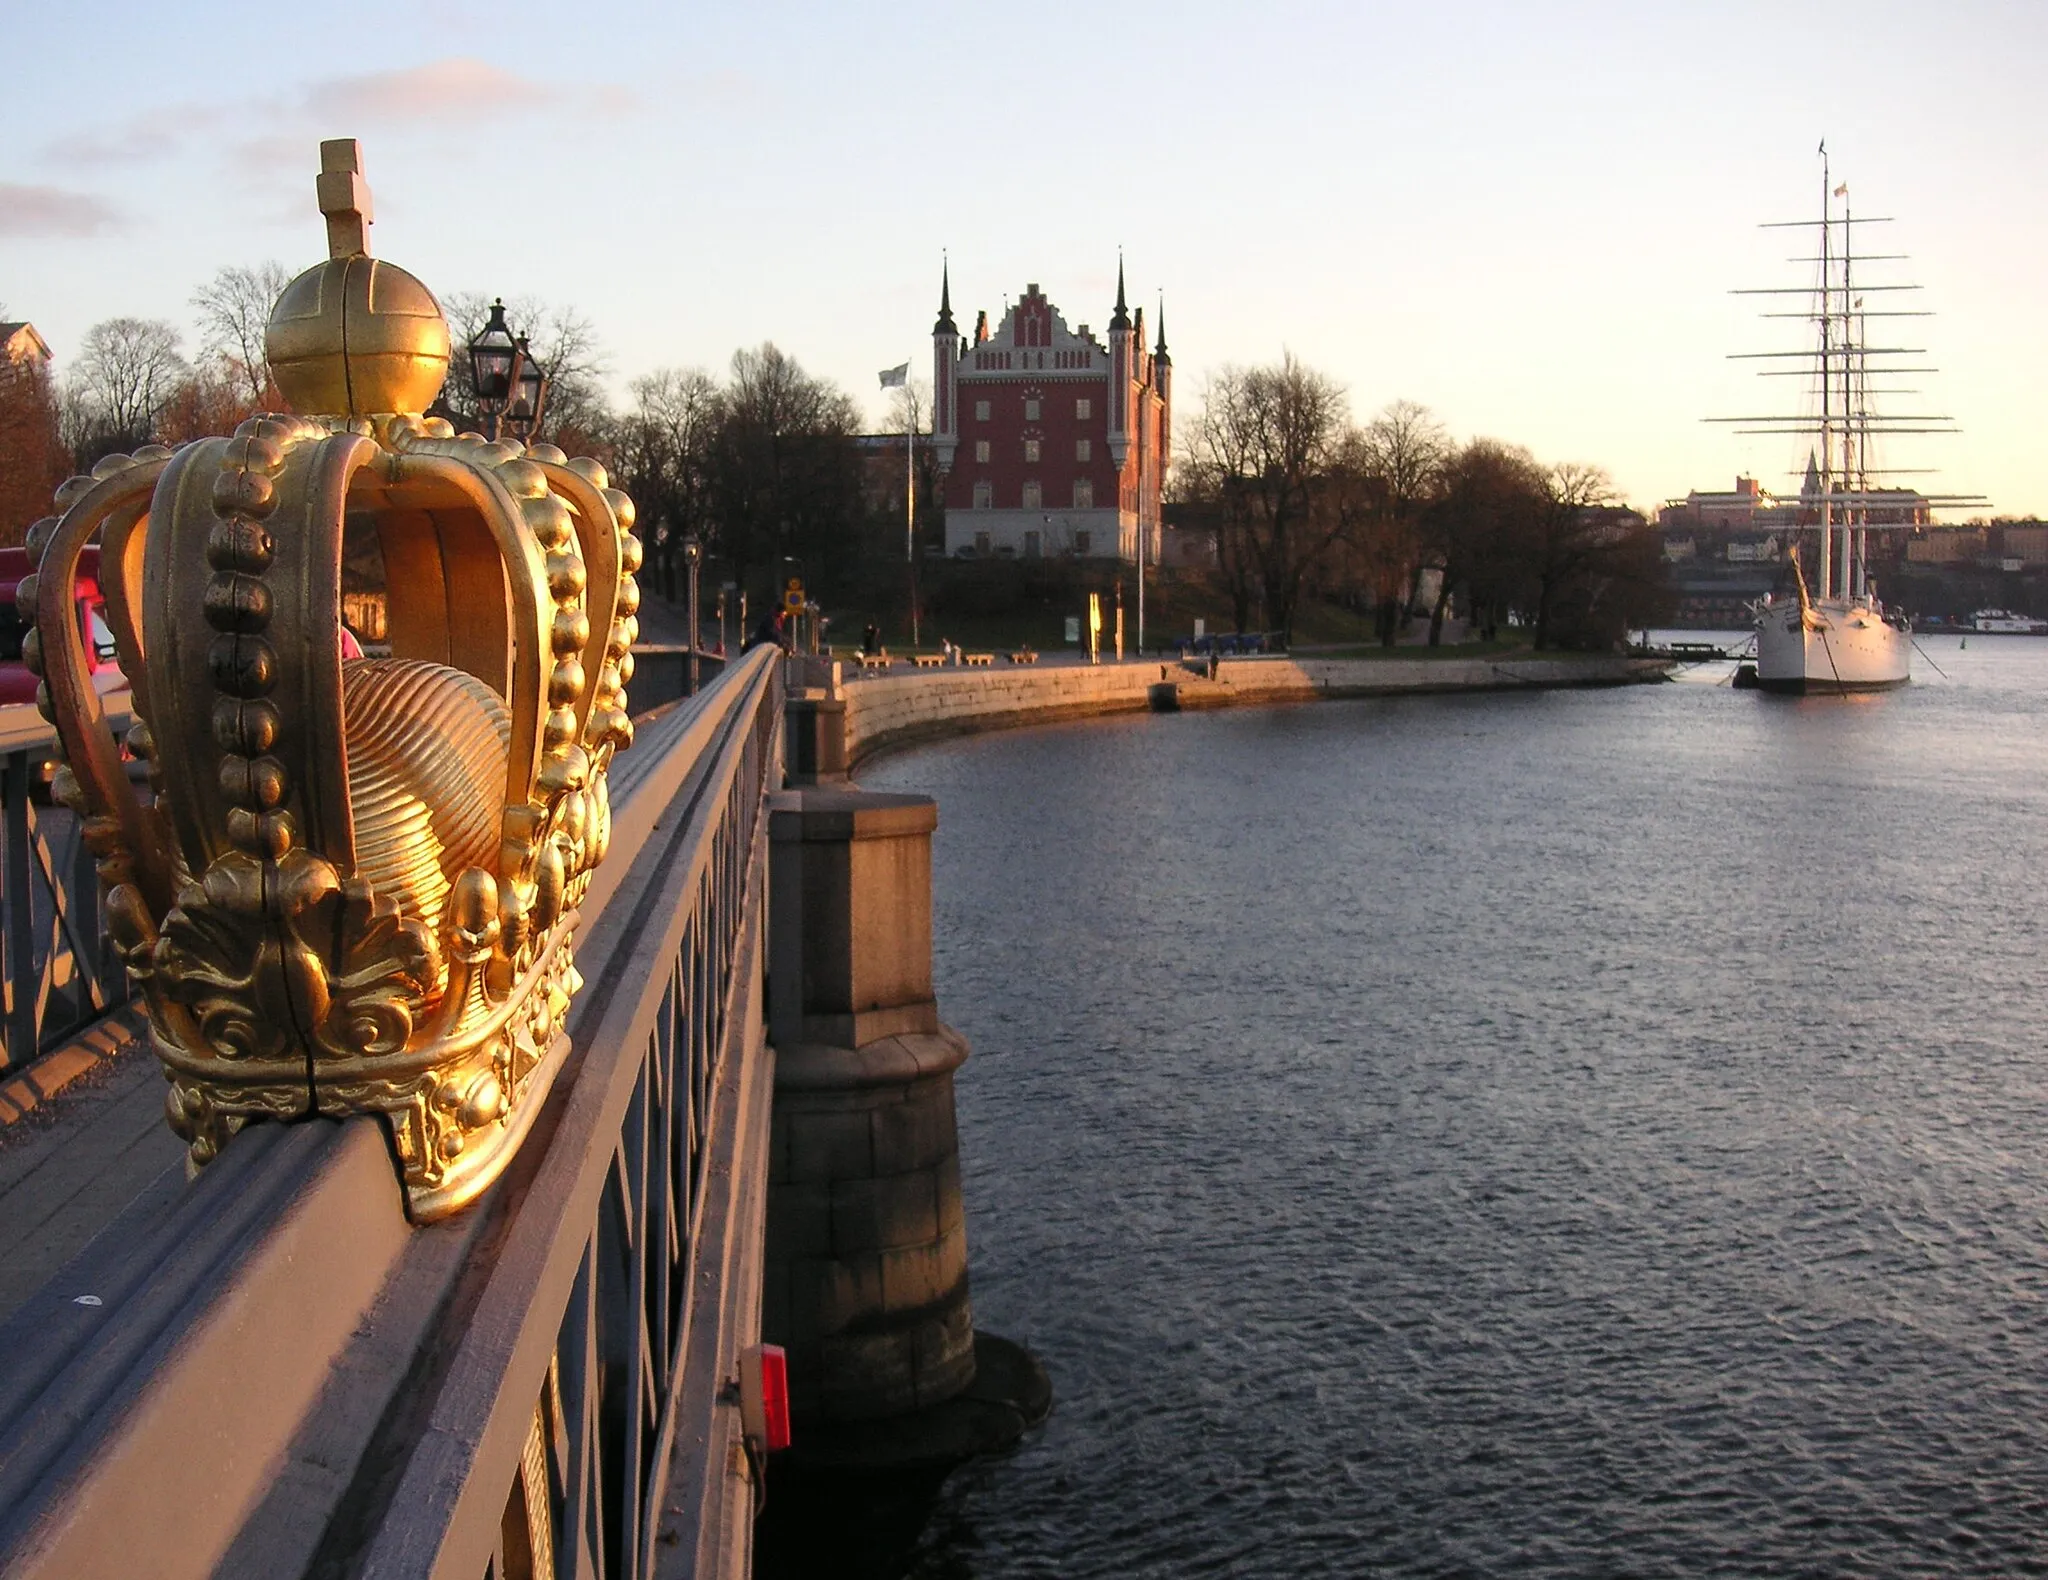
xmin=1074 ymin=530 xmax=1092 ymax=555
xmin=972 ymin=481 xmax=992 ymax=509
xmin=1075 ymin=439 xmax=1092 ymax=462
xmin=975 ymin=400 xmax=990 ymax=421
xmin=1024 ymin=398 xmax=1040 ymax=420
xmin=1073 ymin=479 xmax=1093 ymax=508
xmin=1024 ymin=438 xmax=1040 ymax=463
xmin=1076 ymin=398 xmax=1092 ymax=420
xmin=1024 ymin=531 xmax=1041 ymax=558
xmin=1022 ymin=480 xmax=1042 ymax=509
xmin=975 ymin=439 xmax=990 ymax=463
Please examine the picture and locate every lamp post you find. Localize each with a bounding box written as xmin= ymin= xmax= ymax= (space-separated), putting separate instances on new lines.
xmin=467 ymin=298 xmax=521 ymax=441
xmin=683 ymin=535 xmax=703 ymax=696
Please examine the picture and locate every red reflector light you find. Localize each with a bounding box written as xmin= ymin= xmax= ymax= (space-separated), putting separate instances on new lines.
xmin=740 ymin=1343 xmax=792 ymax=1453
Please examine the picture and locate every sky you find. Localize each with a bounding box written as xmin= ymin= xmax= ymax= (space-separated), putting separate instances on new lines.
xmin=6 ymin=0 xmax=2046 ymax=518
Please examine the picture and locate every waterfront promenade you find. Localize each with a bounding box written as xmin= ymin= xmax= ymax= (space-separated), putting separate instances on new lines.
xmin=833 ymin=650 xmax=1669 ymax=765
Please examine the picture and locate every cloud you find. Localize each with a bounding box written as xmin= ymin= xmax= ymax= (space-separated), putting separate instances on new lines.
xmin=38 ymin=58 xmax=623 ymax=180
xmin=302 ymin=58 xmax=560 ymax=124
xmin=0 ymin=183 xmax=124 ymax=238
xmin=43 ymin=106 xmax=232 ymax=168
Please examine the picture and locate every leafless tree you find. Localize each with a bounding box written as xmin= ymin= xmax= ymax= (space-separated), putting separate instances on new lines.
xmin=1423 ymin=439 xmax=1549 ymax=644
xmin=1355 ymin=398 xmax=1449 ymax=643
xmin=62 ymin=317 xmax=188 ymax=463
xmin=607 ymin=366 xmax=721 ymax=600
xmin=1192 ymin=353 xmax=1352 ymax=638
xmin=707 ymin=343 xmax=863 ymax=591
xmin=190 ymin=262 xmax=291 ymax=407
xmin=882 ymin=377 xmax=931 ymax=438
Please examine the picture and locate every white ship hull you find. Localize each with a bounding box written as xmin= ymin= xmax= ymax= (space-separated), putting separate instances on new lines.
xmin=1755 ymin=597 xmax=1910 ymax=693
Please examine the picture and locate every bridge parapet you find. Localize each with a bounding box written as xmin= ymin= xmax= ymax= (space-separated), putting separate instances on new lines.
xmin=0 ymin=703 xmax=132 ymax=1072
xmin=0 ymin=646 xmax=786 ymax=1580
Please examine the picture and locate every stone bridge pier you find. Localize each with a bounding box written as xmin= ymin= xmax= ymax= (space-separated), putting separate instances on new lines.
xmin=762 ymin=771 xmax=1049 ymax=1490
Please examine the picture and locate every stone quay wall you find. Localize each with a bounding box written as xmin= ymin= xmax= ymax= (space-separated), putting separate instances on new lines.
xmin=837 ymin=654 xmax=1670 ymax=768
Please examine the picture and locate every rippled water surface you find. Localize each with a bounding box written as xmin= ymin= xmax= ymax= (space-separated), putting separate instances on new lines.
xmin=856 ymin=638 xmax=2048 ymax=1578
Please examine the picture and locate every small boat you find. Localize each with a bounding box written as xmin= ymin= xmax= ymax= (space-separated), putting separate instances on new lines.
xmin=1968 ymin=609 xmax=2048 ymax=635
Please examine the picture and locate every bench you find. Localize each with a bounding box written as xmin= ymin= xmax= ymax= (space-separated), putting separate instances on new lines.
xmin=856 ymin=653 xmax=892 ymax=673
xmin=1004 ymin=650 xmax=1038 ymax=665
xmin=911 ymin=653 xmax=947 ymax=669
xmin=962 ymin=652 xmax=995 ymax=668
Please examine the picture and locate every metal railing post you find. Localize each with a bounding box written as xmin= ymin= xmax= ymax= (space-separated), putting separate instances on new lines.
xmin=3 ymin=748 xmax=36 ymax=1069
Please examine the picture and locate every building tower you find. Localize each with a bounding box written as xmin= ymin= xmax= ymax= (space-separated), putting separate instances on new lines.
xmin=932 ymin=258 xmax=959 ymax=476
xmin=1106 ymin=256 xmax=1133 ymax=473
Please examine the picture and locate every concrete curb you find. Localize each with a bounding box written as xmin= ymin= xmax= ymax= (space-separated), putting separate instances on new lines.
xmin=0 ymin=1006 xmax=148 ymax=1127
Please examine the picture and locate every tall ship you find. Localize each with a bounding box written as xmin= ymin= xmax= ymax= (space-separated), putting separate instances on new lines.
xmin=1716 ymin=149 xmax=1975 ymax=693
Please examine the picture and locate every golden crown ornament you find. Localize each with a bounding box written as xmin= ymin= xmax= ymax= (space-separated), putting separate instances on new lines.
xmin=19 ymin=141 xmax=640 ymax=1219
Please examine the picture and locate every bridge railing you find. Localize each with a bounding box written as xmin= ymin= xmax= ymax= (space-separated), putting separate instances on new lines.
xmin=0 ymin=646 xmax=785 ymax=1580
xmin=0 ymin=703 xmax=133 ymax=1071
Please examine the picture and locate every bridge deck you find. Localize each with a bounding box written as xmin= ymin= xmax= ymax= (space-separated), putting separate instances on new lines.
xmin=0 ymin=1013 xmax=182 ymax=1325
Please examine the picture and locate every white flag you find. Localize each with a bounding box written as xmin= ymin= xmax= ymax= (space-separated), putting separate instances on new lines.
xmin=877 ymin=362 xmax=909 ymax=389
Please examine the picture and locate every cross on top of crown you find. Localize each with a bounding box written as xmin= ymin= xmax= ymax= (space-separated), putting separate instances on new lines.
xmin=316 ymin=138 xmax=373 ymax=260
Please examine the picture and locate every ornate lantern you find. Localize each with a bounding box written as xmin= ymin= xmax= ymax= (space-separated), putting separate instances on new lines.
xmin=506 ymin=334 xmax=549 ymax=442
xmin=17 ymin=140 xmax=640 ymax=1219
xmin=470 ymin=299 xmax=520 ymax=406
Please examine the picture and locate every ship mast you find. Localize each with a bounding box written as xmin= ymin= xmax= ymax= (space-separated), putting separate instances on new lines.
xmin=1818 ymin=146 xmax=1835 ymax=603
xmin=1839 ymin=176 xmax=1869 ymax=601
xmin=1711 ymin=149 xmax=1984 ymax=601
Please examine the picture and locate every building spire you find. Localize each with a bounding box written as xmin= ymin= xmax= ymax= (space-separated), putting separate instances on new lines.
xmin=933 ymin=253 xmax=957 ymax=336
xmin=1109 ymin=251 xmax=1132 ymax=332
xmin=1154 ymin=296 xmax=1169 ymax=362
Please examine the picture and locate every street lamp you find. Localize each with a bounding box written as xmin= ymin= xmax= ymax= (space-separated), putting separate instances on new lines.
xmin=682 ymin=535 xmax=703 ymax=696
xmin=504 ymin=333 xmax=550 ymax=444
xmin=467 ymin=298 xmax=521 ymax=440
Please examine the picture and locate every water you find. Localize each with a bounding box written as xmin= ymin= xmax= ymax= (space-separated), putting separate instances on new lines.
xmin=851 ymin=636 xmax=2048 ymax=1578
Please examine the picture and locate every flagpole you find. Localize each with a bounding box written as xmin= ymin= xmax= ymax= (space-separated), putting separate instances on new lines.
xmin=907 ymin=376 xmax=919 ymax=648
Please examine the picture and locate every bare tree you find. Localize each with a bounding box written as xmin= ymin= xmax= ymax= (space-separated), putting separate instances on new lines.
xmin=1193 ymin=353 xmax=1352 ymax=638
xmin=1355 ymin=399 xmax=1449 ymax=644
xmin=1423 ymin=439 xmax=1548 ymax=645
xmin=707 ymin=343 xmax=863 ymax=591
xmin=63 ymin=317 xmax=188 ymax=462
xmin=190 ymin=262 xmax=291 ymax=407
xmin=607 ymin=366 xmax=721 ymax=600
xmin=882 ymin=377 xmax=931 ymax=439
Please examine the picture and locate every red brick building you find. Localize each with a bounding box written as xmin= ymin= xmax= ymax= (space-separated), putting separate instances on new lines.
xmin=932 ymin=263 xmax=1169 ymax=562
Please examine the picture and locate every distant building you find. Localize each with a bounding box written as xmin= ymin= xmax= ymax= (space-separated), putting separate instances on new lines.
xmin=1659 ymin=456 xmax=1931 ymax=567
xmin=0 ymin=323 xmax=52 ymax=376
xmin=1905 ymin=526 xmax=1987 ymax=565
xmin=931 ymin=264 xmax=1170 ymax=562
xmin=1996 ymin=523 xmax=2048 ymax=564
xmin=0 ymin=322 xmax=63 ymax=547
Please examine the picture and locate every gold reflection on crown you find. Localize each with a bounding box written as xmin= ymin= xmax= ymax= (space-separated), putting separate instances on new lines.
xmin=17 ymin=141 xmax=640 ymax=1219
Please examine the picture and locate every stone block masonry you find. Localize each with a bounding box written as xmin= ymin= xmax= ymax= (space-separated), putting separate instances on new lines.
xmin=837 ymin=654 xmax=1672 ymax=767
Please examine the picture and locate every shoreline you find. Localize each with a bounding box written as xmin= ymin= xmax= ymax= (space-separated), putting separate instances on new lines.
xmin=835 ymin=653 xmax=1673 ymax=770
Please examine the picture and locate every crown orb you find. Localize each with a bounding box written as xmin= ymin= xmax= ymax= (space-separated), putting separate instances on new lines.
xmin=265 ymin=257 xmax=451 ymax=418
